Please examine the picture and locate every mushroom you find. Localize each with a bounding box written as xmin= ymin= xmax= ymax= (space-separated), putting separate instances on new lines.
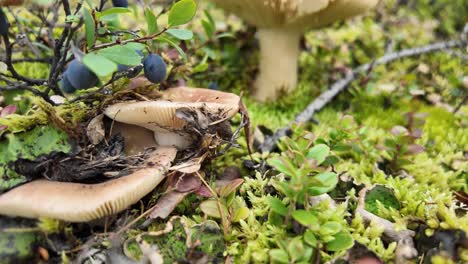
xmin=211 ymin=0 xmax=379 ymax=101
xmin=104 ymin=85 xmax=241 ymax=149
xmin=0 ymin=147 xmax=177 ymax=222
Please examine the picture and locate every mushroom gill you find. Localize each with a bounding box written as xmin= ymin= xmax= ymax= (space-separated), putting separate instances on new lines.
xmin=0 ymin=147 xmax=177 ymax=222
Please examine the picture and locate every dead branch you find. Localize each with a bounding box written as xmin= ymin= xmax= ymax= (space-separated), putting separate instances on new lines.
xmin=259 ymin=39 xmax=467 ymax=153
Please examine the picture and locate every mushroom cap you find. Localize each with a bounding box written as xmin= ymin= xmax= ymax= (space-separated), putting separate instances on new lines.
xmin=104 ymin=86 xmax=240 ymax=133
xmin=0 ymin=147 xmax=177 ymax=222
xmin=211 ymin=0 xmax=379 ymax=29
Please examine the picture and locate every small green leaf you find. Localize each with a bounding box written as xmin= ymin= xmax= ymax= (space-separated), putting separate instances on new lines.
xmin=199 ymin=199 xmax=227 ymax=218
xmin=159 ymin=36 xmax=187 ymax=61
xmin=320 ymin=221 xmax=342 ymax=236
xmin=201 ymin=19 xmax=214 ymax=38
xmin=193 ymin=63 xmax=208 ymax=73
xmin=166 ymin=28 xmax=193 ymax=40
xmin=303 ymin=230 xmax=317 ymax=247
xmin=144 ymin=7 xmax=158 ymax=35
xmin=97 ymin=46 xmax=141 ymax=66
xmin=218 ymin=179 xmax=244 ymax=198
xmin=307 ymin=144 xmax=330 ymax=165
xmin=82 ymin=53 xmax=117 ymax=77
xmin=267 ymin=196 xmax=288 ymax=216
xmin=124 ymin=42 xmax=145 ymax=51
xmin=65 ymin=15 xmax=80 ymax=23
xmin=287 ymin=237 xmax=305 ymax=260
xmin=269 ymin=249 xmax=289 ymax=264
xmin=308 ymin=172 xmax=338 ymax=196
xmin=232 ymin=207 xmax=250 ymax=222
xmin=325 ymin=231 xmax=354 ymax=252
xmin=268 ymin=157 xmax=297 ymax=177
xmin=168 ymin=0 xmax=197 ymax=27
xmin=82 ymin=8 xmax=95 ymax=48
xmin=292 ymin=210 xmax=319 ymax=228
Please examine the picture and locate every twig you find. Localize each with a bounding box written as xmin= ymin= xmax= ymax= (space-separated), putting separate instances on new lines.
xmin=356 ymin=188 xmax=417 ymax=264
xmin=259 ymin=39 xmax=467 ymax=152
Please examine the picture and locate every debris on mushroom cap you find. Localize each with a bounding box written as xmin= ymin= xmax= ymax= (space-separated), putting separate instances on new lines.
xmin=0 ymin=147 xmax=177 ymax=222
xmin=104 ymin=86 xmax=241 ymax=149
xmin=211 ymin=0 xmax=379 ymax=101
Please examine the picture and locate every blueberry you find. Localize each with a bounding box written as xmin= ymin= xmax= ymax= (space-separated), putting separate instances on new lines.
xmin=0 ymin=8 xmax=9 ymax=36
xmin=117 ymin=50 xmax=143 ymax=77
xmin=143 ymin=54 xmax=167 ymax=84
xmin=112 ymin=0 xmax=128 ymax=7
xmin=66 ymin=59 xmax=99 ymax=90
xmin=59 ymin=73 xmax=76 ymax=93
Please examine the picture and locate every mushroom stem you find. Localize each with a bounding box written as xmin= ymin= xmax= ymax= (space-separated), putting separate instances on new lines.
xmin=255 ymin=27 xmax=301 ymax=102
xmin=154 ymin=131 xmax=193 ymax=150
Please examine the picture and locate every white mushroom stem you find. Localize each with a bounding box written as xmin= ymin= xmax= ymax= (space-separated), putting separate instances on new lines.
xmin=0 ymin=147 xmax=177 ymax=222
xmin=255 ymin=27 xmax=302 ymax=101
xmin=154 ymin=131 xmax=193 ymax=150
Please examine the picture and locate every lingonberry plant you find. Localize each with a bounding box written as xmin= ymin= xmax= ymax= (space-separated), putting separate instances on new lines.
xmin=0 ymin=0 xmax=197 ymax=104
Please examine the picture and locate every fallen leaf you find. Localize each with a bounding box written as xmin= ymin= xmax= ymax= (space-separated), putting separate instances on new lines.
xmin=87 ymin=114 xmax=105 ymax=145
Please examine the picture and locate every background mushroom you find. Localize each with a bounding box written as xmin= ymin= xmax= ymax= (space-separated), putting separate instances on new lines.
xmin=0 ymin=147 xmax=177 ymax=222
xmin=104 ymin=86 xmax=240 ymax=149
xmin=210 ymin=0 xmax=379 ymax=101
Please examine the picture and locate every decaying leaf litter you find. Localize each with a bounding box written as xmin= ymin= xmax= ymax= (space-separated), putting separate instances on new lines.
xmin=1 ymin=0 xmax=468 ymax=263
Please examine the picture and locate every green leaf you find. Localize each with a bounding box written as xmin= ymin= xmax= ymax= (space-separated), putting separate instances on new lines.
xmin=268 ymin=157 xmax=297 ymax=177
xmin=307 ymin=144 xmax=330 ymax=165
xmin=269 ymin=249 xmax=289 ymax=264
xmin=166 ymin=28 xmax=193 ymax=40
xmin=144 ymin=7 xmax=158 ymax=35
xmin=159 ymin=36 xmax=187 ymax=61
xmin=100 ymin=7 xmax=131 ymax=18
xmin=82 ymin=8 xmax=95 ymax=49
xmin=325 ymin=231 xmax=354 ymax=252
xmin=308 ymin=172 xmax=338 ymax=196
xmin=218 ymin=178 xmax=244 ymax=198
xmin=320 ymin=221 xmax=342 ymax=235
xmin=193 ymin=63 xmax=208 ymax=73
xmin=124 ymin=42 xmax=145 ymax=51
xmin=199 ymin=199 xmax=227 ymax=218
xmin=82 ymin=53 xmax=117 ymax=77
xmin=167 ymin=0 xmax=197 ymax=27
xmin=201 ymin=19 xmax=214 ymax=38
xmin=267 ymin=196 xmax=288 ymax=216
xmin=292 ymin=210 xmax=319 ymax=228
xmin=97 ymin=45 xmax=142 ymax=66
xmin=303 ymin=230 xmax=317 ymax=247
xmin=287 ymin=237 xmax=306 ymax=260
xmin=232 ymin=207 xmax=250 ymax=222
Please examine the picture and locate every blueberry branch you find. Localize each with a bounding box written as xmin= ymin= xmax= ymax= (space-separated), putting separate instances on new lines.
xmin=90 ymin=27 xmax=168 ymax=50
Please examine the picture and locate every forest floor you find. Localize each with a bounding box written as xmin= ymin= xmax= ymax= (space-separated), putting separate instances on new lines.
xmin=0 ymin=0 xmax=467 ymax=263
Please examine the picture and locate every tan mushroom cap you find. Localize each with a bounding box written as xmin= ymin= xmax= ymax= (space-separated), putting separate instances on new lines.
xmin=0 ymin=147 xmax=177 ymax=222
xmin=211 ymin=0 xmax=379 ymax=29
xmin=104 ymin=86 xmax=240 ymax=148
xmin=105 ymin=86 xmax=240 ymax=131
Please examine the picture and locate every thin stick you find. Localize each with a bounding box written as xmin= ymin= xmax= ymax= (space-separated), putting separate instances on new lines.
xmin=259 ymin=39 xmax=467 ymax=152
